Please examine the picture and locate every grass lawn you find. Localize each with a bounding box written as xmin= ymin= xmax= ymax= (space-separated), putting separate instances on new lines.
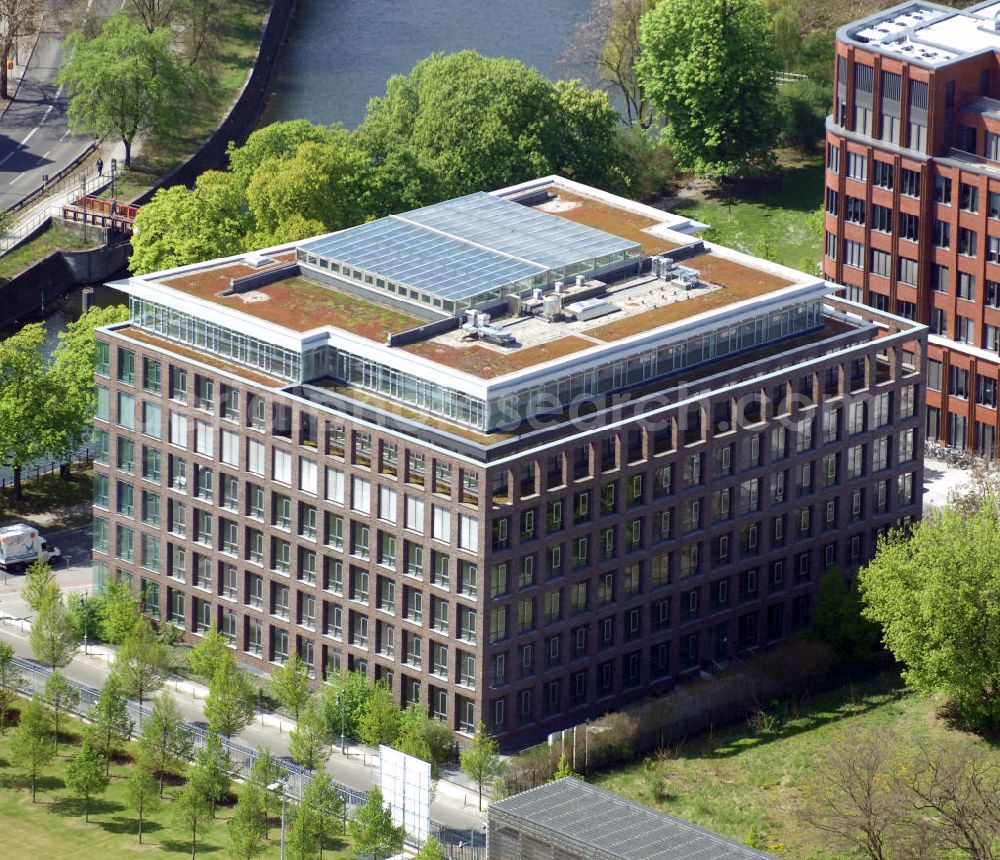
xmin=0 ymin=703 xmax=355 ymax=859
xmin=0 ymin=223 xmax=92 ymax=282
xmin=667 ymin=151 xmax=825 ymax=276
xmin=592 ymin=671 xmax=999 ymax=859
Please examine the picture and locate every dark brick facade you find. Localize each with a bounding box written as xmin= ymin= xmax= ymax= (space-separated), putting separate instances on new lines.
xmin=93 ymin=294 xmax=925 ymax=749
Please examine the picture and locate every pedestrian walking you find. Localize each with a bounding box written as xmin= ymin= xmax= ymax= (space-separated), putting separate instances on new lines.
xmin=96 ymin=158 xmax=104 ymax=177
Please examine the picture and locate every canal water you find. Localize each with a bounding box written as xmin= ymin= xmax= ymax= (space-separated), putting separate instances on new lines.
xmin=262 ymin=0 xmax=595 ymax=128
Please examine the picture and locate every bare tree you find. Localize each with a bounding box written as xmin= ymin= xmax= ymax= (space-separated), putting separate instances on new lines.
xmin=178 ymin=0 xmax=221 ymax=66
xmin=127 ymin=0 xmax=180 ymax=32
xmin=903 ymin=740 xmax=1000 ymax=860
xmin=947 ymin=461 xmax=1000 ymax=518
xmin=0 ymin=0 xmax=39 ymax=99
xmin=799 ymin=727 xmax=909 ymax=860
xmin=563 ymin=0 xmax=654 ymax=128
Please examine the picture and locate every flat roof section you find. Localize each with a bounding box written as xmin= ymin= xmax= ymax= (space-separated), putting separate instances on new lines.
xmin=159 ymin=268 xmax=426 ymax=339
xmin=490 ymin=778 xmax=776 ymax=860
xmin=533 ymin=188 xmax=684 ymax=256
xmin=298 ymin=191 xmax=639 ymax=304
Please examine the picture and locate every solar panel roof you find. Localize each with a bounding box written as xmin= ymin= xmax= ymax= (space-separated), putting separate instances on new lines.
xmin=299 ymin=192 xmax=639 ymax=303
xmin=491 ymin=778 xmax=776 ymax=860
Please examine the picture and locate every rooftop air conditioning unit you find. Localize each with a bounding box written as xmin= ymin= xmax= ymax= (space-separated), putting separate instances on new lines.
xmin=576 ymin=274 xmax=585 ymax=288
xmin=554 ymin=280 xmax=564 ymax=294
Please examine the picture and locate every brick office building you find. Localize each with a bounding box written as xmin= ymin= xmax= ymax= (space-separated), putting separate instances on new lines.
xmin=93 ymin=177 xmax=925 ymax=748
xmin=824 ymin=0 xmax=1000 ymax=458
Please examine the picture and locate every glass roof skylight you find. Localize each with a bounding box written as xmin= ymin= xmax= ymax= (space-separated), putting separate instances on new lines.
xmin=299 ymin=191 xmax=639 ymax=305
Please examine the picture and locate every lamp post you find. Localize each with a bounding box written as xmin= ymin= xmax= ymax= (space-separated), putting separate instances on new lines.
xmin=79 ymin=176 xmax=87 ymax=244
xmin=110 ymin=158 xmax=118 ymax=202
xmin=81 ymin=590 xmax=88 ymax=655
xmin=267 ymin=781 xmax=288 ymax=860
xmin=339 ymin=690 xmax=346 ymax=756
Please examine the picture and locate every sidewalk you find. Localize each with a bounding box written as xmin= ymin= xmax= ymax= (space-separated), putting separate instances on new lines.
xmin=0 ymin=139 xmax=128 ymax=256
xmin=0 ymin=602 xmax=489 ymax=831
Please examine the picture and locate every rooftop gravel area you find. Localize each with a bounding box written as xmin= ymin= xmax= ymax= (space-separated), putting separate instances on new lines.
xmin=540 ymin=189 xmax=683 ymax=256
xmin=403 ymin=334 xmax=596 ymax=379
xmin=160 ymin=257 xmax=426 ymax=339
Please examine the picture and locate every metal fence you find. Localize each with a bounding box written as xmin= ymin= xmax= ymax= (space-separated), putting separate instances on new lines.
xmin=8 ymin=655 xmax=485 ymax=856
xmin=0 ymin=446 xmax=93 ymax=489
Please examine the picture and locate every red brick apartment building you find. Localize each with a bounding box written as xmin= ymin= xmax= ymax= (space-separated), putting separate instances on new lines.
xmin=825 ymin=0 xmax=1000 ymax=458
xmin=93 ymin=177 xmax=925 ymax=748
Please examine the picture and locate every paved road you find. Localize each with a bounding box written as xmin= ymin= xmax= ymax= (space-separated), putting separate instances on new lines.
xmin=0 ymin=26 xmax=94 ymax=212
xmin=0 ymin=524 xmax=488 ymax=832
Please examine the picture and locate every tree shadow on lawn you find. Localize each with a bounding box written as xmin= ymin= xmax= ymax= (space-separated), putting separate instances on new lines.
xmin=159 ymin=838 xmax=223 ymax=855
xmin=100 ymin=814 xmax=164 ymax=838
xmin=0 ymin=772 xmax=64 ymax=793
xmin=676 ymin=680 xmax=908 ymax=761
xmin=675 ymin=162 xmax=825 ymax=214
xmin=48 ymin=795 xmax=123 ymax=819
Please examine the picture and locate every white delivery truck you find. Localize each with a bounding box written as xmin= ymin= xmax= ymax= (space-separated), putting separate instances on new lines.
xmin=0 ymin=524 xmax=61 ymax=570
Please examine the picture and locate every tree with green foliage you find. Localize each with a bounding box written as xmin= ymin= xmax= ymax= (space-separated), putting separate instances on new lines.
xmin=415 ymin=835 xmax=447 ymax=860
xmin=554 ymin=755 xmax=582 ymax=781
xmin=248 ymin=747 xmax=285 ymax=837
xmin=227 ymin=780 xmax=268 ymax=859
xmin=46 ymin=304 xmax=130 ymax=462
xmin=305 ymin=770 xmax=346 ymax=855
xmin=10 ymin=697 xmax=54 ymax=802
xmin=358 ymin=683 xmax=402 ymax=748
xmin=287 ymin=774 xmax=347 ymax=860
xmin=860 ymin=500 xmax=1000 ymax=731
xmin=356 ymin=51 xmax=626 ymax=209
xmin=271 ymin=653 xmax=312 ymax=722
xmin=86 ymin=675 xmax=134 ymax=776
xmin=140 ymin=691 xmax=193 ymax=794
xmin=129 ymin=171 xmax=252 ymax=275
xmin=188 ymin=626 xmax=231 ymax=682
xmin=204 ymin=658 xmax=257 ymax=739
xmin=23 ymin=560 xmax=57 ymax=612
xmin=65 ymin=741 xmax=110 ymax=822
xmin=112 ymin=618 xmax=172 ymax=711
xmin=125 ymin=758 xmax=161 ymax=843
xmin=0 ymin=323 xmax=52 ymax=499
xmin=396 ymin=703 xmax=453 ymax=779
xmin=460 ymin=723 xmax=505 ymax=811
xmin=30 ymin=590 xmax=79 ymax=669
xmin=174 ymin=779 xmax=213 ymax=859
xmin=191 ymin=731 xmax=232 ymax=816
xmin=67 ymin=592 xmax=102 ymax=646
xmin=57 ymin=12 xmax=200 ymax=165
xmin=125 ymin=755 xmax=162 ymax=845
xmin=810 ymin=567 xmax=881 ymax=664
xmin=0 ymin=642 xmax=23 ymax=733
xmin=637 ymin=0 xmax=782 ymax=178
xmin=227 ymin=119 xmax=342 ymax=185
xmin=130 ymin=121 xmax=364 ymax=275
xmin=347 ymin=787 xmax=405 ymax=860
xmin=244 ymin=133 xmax=369 ymax=245
xmin=97 ymin=578 xmax=142 ymax=645
xmin=44 ymin=669 xmax=79 ymax=751
xmin=289 ymin=699 xmax=330 ymax=772
xmin=319 ymin=669 xmax=374 ymax=748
